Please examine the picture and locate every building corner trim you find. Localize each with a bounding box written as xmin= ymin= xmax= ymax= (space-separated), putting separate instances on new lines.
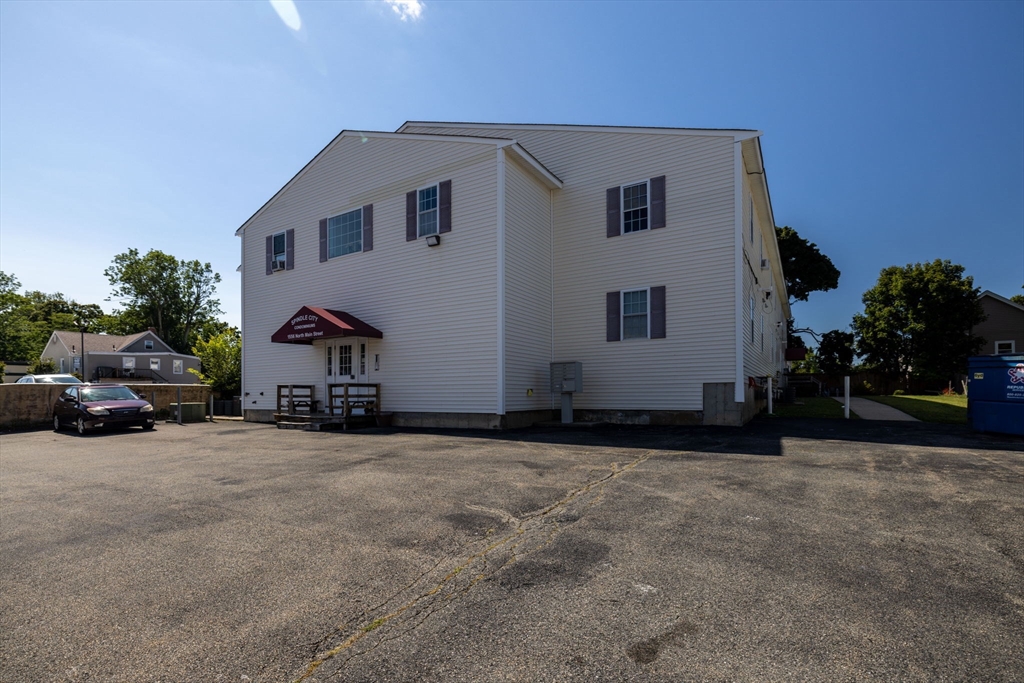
xmin=496 ymin=147 xmax=507 ymax=415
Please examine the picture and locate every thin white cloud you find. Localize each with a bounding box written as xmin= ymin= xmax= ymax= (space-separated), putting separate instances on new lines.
xmin=270 ymin=0 xmax=302 ymax=32
xmin=384 ymin=0 xmax=424 ymax=22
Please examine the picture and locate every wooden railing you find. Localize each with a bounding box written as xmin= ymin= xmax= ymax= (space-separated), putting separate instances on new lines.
xmin=276 ymin=385 xmax=319 ymax=414
xmin=327 ymin=383 xmax=380 ymax=417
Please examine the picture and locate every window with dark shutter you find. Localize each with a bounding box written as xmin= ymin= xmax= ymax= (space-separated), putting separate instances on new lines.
xmin=606 ymin=291 xmax=621 ymax=342
xmin=362 ymin=204 xmax=373 ymax=251
xmin=606 ymin=187 xmax=621 ymax=238
xmin=266 ymin=235 xmax=273 ymax=275
xmin=650 ymin=286 xmax=666 ymax=338
xmin=319 ymin=219 xmax=328 ymax=262
xmin=285 ymin=229 xmax=295 ymax=270
xmin=650 ymin=176 xmax=666 ymax=229
xmin=406 ymin=191 xmax=417 ymax=241
xmin=438 ymin=180 xmax=451 ymax=233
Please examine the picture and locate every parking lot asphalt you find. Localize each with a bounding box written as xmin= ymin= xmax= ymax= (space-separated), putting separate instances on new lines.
xmin=1 ymin=419 xmax=1022 ymax=682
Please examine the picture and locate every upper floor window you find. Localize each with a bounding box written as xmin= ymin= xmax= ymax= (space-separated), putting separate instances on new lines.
xmin=272 ymin=232 xmax=286 ymax=270
xmin=622 ymin=182 xmax=649 ymax=233
xmin=144 ymin=340 xmax=154 ymax=350
xmin=995 ymin=340 xmax=1015 ymax=355
xmin=328 ymin=208 xmax=362 ymax=257
xmin=418 ymin=185 xmax=438 ymax=237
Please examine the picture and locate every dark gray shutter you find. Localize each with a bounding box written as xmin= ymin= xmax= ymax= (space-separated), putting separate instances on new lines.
xmin=265 ymin=235 xmax=273 ymax=275
xmin=406 ymin=191 xmax=417 ymax=241
xmin=438 ymin=180 xmax=452 ymax=234
xmin=285 ymin=229 xmax=295 ymax=270
xmin=650 ymin=176 xmax=666 ymax=229
xmin=651 ymin=286 xmax=666 ymax=339
xmin=319 ymin=219 xmax=328 ymax=262
xmin=606 ymin=291 xmax=621 ymax=342
xmin=606 ymin=187 xmax=621 ymax=238
xmin=362 ymin=204 xmax=373 ymax=252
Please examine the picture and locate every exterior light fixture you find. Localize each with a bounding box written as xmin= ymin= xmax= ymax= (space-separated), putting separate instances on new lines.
xmin=426 ymin=235 xmax=441 ymax=247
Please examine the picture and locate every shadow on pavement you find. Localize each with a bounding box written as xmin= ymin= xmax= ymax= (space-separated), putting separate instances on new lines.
xmin=372 ymin=417 xmax=1024 ymax=457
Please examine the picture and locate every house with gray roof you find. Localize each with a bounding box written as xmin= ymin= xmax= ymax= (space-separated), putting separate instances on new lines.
xmin=39 ymin=329 xmax=200 ymax=384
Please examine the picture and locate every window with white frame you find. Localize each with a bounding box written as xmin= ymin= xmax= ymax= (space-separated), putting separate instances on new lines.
xmin=328 ymin=208 xmax=362 ymax=258
xmin=622 ymin=289 xmax=649 ymax=339
xmin=150 ymin=358 xmax=160 ymax=371
xmin=173 ymin=359 xmax=183 ymax=374
xmin=272 ymin=231 xmax=286 ymax=269
xmin=418 ymin=185 xmax=438 ymax=237
xmin=622 ymin=181 xmax=649 ymax=233
xmin=995 ymin=340 xmax=1015 ymax=354
xmin=145 ymin=340 xmax=153 ymax=350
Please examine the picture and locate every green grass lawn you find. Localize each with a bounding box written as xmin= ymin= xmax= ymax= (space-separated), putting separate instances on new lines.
xmin=865 ymin=394 xmax=968 ymax=424
xmin=770 ymin=396 xmax=851 ymax=419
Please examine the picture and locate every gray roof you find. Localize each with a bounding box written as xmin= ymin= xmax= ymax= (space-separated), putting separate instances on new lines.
xmin=53 ymin=330 xmax=153 ymax=354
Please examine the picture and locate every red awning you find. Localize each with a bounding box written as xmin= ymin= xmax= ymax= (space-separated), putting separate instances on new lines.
xmin=271 ymin=306 xmax=383 ymax=344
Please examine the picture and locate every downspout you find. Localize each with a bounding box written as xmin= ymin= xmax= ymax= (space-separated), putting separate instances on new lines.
xmin=496 ymin=146 xmax=507 ymax=416
xmin=734 ymin=140 xmax=745 ymax=404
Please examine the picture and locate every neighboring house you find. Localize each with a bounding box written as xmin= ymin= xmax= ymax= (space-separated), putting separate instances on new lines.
xmin=975 ymin=291 xmax=1024 ymax=355
xmin=237 ymin=122 xmax=790 ymax=427
xmin=38 ymin=330 xmax=201 ymax=384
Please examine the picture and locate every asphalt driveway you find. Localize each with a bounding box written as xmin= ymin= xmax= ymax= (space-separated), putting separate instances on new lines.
xmin=1 ymin=419 xmax=1022 ymax=682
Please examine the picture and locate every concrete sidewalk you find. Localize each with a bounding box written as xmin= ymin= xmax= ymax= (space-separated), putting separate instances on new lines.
xmin=834 ymin=396 xmax=919 ymax=421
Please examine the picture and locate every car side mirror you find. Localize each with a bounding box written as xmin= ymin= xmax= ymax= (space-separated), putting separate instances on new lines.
xmin=138 ymin=393 xmax=146 ymax=399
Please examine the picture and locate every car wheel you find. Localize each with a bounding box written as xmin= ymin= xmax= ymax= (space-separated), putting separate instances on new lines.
xmin=53 ymin=414 xmax=61 ymax=431
xmin=142 ymin=423 xmax=154 ymax=431
xmin=76 ymin=417 xmax=88 ymax=435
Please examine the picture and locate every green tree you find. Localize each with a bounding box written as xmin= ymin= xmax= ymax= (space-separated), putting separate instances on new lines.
xmin=817 ymin=330 xmax=854 ymax=376
xmin=28 ymin=357 xmax=58 ymax=374
xmin=852 ymin=260 xmax=985 ymax=385
xmin=775 ymin=226 xmax=841 ymax=303
xmin=1011 ymin=293 xmax=1024 ymax=306
xmin=0 ymin=271 xmax=33 ymax=360
xmin=104 ymin=249 xmax=222 ymax=353
xmin=189 ymin=329 xmax=241 ymax=397
xmin=791 ymin=348 xmax=820 ymax=374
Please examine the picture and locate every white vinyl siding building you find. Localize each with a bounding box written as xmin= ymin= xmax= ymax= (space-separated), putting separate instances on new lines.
xmin=238 ymin=122 xmax=789 ymax=427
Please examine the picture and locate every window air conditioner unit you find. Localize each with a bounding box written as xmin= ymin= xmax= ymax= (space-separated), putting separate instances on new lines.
xmin=272 ymin=259 xmax=286 ymax=272
xmin=760 ymin=258 xmax=770 ymax=270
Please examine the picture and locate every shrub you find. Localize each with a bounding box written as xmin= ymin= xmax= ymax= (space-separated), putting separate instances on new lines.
xmin=893 ymin=389 xmax=906 ymax=396
xmin=27 ymin=357 xmax=57 ymax=375
xmin=0 ymin=360 xmax=5 ymax=383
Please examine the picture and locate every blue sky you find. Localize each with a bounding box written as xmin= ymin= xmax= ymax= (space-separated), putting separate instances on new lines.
xmin=1 ymin=0 xmax=1022 ymax=345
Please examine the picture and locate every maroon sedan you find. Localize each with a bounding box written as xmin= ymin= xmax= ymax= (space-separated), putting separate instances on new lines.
xmin=53 ymin=384 xmax=156 ymax=435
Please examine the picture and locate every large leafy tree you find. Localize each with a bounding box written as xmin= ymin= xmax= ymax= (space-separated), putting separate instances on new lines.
xmin=104 ymin=249 xmax=222 ymax=353
xmin=775 ymin=226 xmax=841 ymax=303
xmin=189 ymin=328 xmax=241 ymax=397
xmin=852 ymin=260 xmax=985 ymax=383
xmin=817 ymin=330 xmax=854 ymax=376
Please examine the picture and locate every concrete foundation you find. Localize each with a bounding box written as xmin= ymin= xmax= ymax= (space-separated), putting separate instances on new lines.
xmin=571 ymin=409 xmax=703 ymax=426
xmin=702 ymin=382 xmax=765 ymax=426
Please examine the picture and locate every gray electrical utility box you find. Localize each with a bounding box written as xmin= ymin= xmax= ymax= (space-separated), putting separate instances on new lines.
xmin=550 ymin=362 xmax=583 ymax=393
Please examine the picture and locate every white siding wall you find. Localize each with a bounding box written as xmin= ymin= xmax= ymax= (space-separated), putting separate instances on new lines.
xmin=241 ymin=137 xmax=498 ymax=413
xmin=407 ymin=126 xmax=739 ymax=412
xmin=741 ymin=174 xmax=786 ymax=379
xmin=503 ymin=156 xmax=554 ymax=413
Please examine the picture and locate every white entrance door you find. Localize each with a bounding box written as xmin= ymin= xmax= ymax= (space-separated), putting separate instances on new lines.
xmin=326 ymin=339 xmax=369 ymax=414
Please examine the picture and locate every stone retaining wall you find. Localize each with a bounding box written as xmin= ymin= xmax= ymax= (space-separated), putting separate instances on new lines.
xmin=0 ymin=383 xmax=211 ymax=430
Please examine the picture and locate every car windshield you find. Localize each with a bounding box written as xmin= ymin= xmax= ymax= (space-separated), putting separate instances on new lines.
xmin=80 ymin=386 xmax=140 ymax=402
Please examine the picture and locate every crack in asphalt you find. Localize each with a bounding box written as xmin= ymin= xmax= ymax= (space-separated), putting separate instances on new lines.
xmin=291 ymin=448 xmax=659 ymax=682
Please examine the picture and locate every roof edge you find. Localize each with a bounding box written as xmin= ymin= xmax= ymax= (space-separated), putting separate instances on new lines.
xmin=980 ymin=290 xmax=1024 ymax=312
xmin=398 ymin=120 xmax=762 ymax=138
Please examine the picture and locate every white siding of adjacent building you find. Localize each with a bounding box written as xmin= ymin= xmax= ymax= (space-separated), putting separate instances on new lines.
xmin=503 ymin=155 xmax=554 ymax=413
xmin=240 ymin=136 xmax=499 ymax=414
xmin=406 ymin=125 xmax=739 ymax=412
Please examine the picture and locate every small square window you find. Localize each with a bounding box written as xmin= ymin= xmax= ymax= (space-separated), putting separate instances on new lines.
xmin=622 ymin=289 xmax=649 ymax=339
xmin=622 ymin=182 xmax=648 ymax=233
xmin=144 ymin=340 xmax=153 ymax=350
xmin=328 ymin=208 xmax=362 ymax=258
xmin=995 ymin=341 xmax=1015 ymax=355
xmin=172 ymin=360 xmax=183 ymax=374
xmin=418 ymin=185 xmax=438 ymax=237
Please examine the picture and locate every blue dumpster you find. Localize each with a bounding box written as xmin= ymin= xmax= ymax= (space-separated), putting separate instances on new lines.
xmin=967 ymin=355 xmax=1024 ymax=436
